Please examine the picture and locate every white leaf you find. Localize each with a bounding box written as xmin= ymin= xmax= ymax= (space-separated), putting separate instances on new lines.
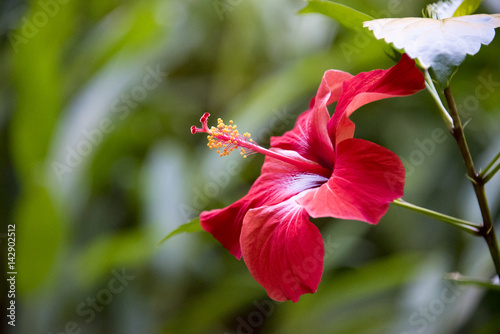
xmin=364 ymin=14 xmax=500 ymax=85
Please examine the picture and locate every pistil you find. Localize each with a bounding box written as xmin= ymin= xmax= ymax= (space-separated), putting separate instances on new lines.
xmin=191 ymin=113 xmax=331 ymax=177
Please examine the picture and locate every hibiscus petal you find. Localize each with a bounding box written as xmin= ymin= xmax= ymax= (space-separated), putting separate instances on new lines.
xmin=328 ymin=53 xmax=425 ymax=147
xmin=319 ymin=69 xmax=355 ymax=105
xmin=201 ymin=154 xmax=328 ymax=259
xmin=271 ymin=70 xmax=353 ymax=169
xmin=240 ymin=197 xmax=324 ymax=302
xmin=201 ymin=200 xmax=251 ymax=259
xmin=297 ymin=138 xmax=405 ymax=224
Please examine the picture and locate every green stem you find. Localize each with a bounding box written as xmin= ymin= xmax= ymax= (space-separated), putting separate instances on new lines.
xmin=483 ymin=162 xmax=500 ymax=184
xmin=480 ymin=151 xmax=500 ymax=176
xmin=392 ymin=199 xmax=481 ymax=236
xmin=444 ymin=86 xmax=500 ymax=277
xmin=481 ymin=151 xmax=500 ymax=183
xmin=424 ymin=70 xmax=453 ymax=130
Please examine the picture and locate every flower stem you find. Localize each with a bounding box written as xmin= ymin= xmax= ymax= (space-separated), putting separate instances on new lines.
xmin=443 ymin=86 xmax=500 ymax=277
xmin=392 ymin=199 xmax=481 ymax=236
xmin=424 ymin=70 xmax=453 ymax=130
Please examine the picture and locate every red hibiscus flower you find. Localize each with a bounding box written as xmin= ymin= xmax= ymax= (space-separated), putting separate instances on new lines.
xmin=191 ymin=54 xmax=425 ymax=302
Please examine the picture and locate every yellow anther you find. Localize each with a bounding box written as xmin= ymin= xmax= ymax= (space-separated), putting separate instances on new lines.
xmin=202 ymin=116 xmax=254 ymax=159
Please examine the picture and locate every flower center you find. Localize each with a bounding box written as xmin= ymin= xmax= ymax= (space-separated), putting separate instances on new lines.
xmin=191 ymin=113 xmax=331 ymax=177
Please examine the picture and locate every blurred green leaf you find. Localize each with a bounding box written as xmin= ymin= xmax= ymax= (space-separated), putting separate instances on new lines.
xmin=299 ymin=1 xmax=374 ymax=32
xmin=16 ymin=186 xmax=64 ymax=294
xmin=275 ymin=252 xmax=425 ymax=333
xmin=321 ymin=300 xmax=397 ymax=334
xmin=77 ymin=229 xmax=154 ymax=286
xmin=444 ymin=272 xmax=500 ymax=291
xmin=158 ymin=218 xmax=203 ymax=246
xmin=67 ymin=2 xmax=167 ymax=87
xmin=161 ymin=272 xmax=264 ymax=334
xmin=226 ymin=50 xmax=336 ymax=130
xmin=11 ymin=0 xmax=77 ymax=295
xmin=454 ymin=0 xmax=482 ymax=17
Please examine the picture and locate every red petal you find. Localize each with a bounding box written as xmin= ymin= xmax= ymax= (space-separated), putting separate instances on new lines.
xmin=240 ymin=197 xmax=324 ymax=302
xmin=201 ymin=199 xmax=251 ymax=259
xmin=271 ymin=70 xmax=353 ymax=169
xmin=201 ymin=154 xmax=328 ymax=259
xmin=298 ymin=138 xmax=405 ymax=224
xmin=319 ymin=69 xmax=355 ymax=105
xmin=328 ymin=54 xmax=425 ymax=147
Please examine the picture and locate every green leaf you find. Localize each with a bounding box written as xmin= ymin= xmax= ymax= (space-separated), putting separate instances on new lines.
xmin=299 ymin=1 xmax=373 ymax=33
xmin=158 ymin=218 xmax=202 ymax=245
xmin=11 ymin=0 xmax=76 ymax=295
xmin=444 ymin=272 xmax=500 ymax=291
xmin=454 ymin=0 xmax=482 ymax=17
xmin=16 ymin=186 xmax=64 ymax=295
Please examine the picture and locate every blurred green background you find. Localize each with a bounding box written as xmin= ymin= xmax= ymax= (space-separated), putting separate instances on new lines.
xmin=1 ymin=0 xmax=500 ymax=333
